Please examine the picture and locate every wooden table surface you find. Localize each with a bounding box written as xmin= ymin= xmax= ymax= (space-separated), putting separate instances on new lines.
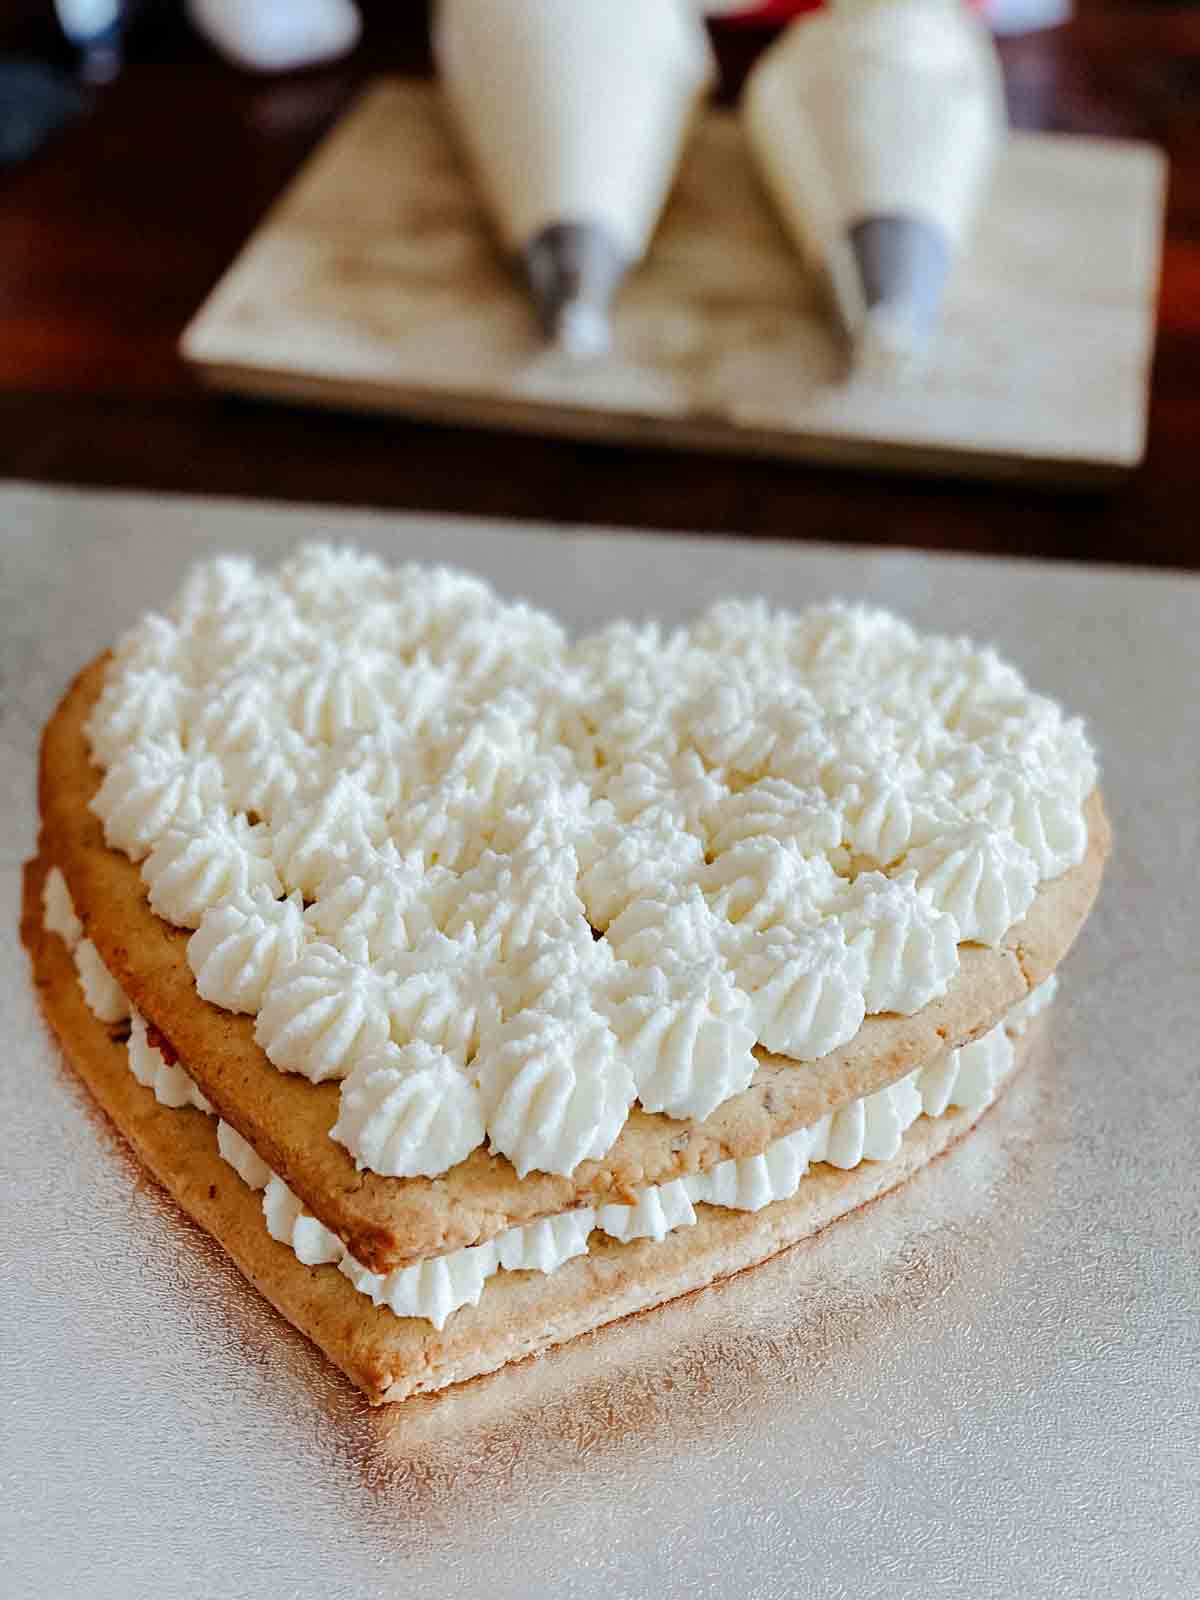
xmin=2 ymin=1 xmax=1197 ymax=569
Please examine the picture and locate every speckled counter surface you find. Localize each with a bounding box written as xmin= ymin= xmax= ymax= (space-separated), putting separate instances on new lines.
xmin=2 ymin=483 xmax=1196 ymax=1600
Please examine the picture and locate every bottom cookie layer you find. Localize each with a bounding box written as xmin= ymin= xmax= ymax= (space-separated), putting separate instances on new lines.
xmin=22 ymin=854 xmax=1032 ymax=1405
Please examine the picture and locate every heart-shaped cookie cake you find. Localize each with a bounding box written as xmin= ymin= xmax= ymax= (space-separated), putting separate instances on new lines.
xmin=25 ymin=544 xmax=1108 ymax=1402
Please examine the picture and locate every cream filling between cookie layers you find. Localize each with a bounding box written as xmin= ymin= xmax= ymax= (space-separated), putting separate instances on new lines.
xmin=44 ymin=866 xmax=1053 ymax=1331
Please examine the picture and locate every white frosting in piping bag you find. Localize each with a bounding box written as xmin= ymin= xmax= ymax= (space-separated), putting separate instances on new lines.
xmin=742 ymin=0 xmax=1005 ymax=363
xmin=435 ymin=0 xmax=715 ymax=350
xmin=435 ymin=0 xmax=713 ymax=257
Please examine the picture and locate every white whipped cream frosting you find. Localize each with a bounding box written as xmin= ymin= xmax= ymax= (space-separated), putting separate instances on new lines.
xmin=600 ymin=959 xmax=758 ymax=1122
xmin=73 ymin=938 xmax=130 ymax=1024
xmin=84 ymin=545 xmax=1096 ymax=1181
xmin=91 ymin=736 xmax=227 ymax=861
xmin=331 ymin=1041 xmax=486 ymax=1179
xmin=1003 ymin=972 xmax=1059 ymax=1036
xmin=253 ymin=942 xmax=395 ymax=1084
xmin=474 ymin=999 xmax=636 ymax=1179
xmin=49 ymin=886 xmax=1041 ymax=1332
xmin=216 ymin=1118 xmax=273 ymax=1190
xmin=188 ymin=887 xmax=308 ymax=1015
xmin=42 ymin=866 xmax=83 ymax=951
xmin=128 ymin=1008 xmax=213 ymax=1113
xmin=143 ymin=812 xmax=281 ymax=929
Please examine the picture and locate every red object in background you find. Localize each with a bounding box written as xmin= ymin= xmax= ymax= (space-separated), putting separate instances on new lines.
xmin=709 ymin=0 xmax=989 ymax=22
xmin=708 ymin=2 xmax=821 ymax=22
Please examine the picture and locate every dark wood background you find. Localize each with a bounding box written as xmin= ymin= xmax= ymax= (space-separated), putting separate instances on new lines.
xmin=2 ymin=1 xmax=1197 ymax=568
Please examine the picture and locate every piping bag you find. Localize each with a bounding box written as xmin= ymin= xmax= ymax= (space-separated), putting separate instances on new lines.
xmin=434 ymin=0 xmax=716 ymax=357
xmin=743 ymin=0 xmax=1006 ymax=368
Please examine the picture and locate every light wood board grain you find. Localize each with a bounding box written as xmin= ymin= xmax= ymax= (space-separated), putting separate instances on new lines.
xmin=181 ymin=79 xmax=1165 ymax=484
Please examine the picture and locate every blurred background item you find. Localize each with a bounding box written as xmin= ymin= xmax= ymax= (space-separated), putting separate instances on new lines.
xmin=185 ymin=0 xmax=361 ymax=74
xmin=743 ymin=0 xmax=1006 ymax=368
xmin=54 ymin=0 xmax=126 ymax=81
xmin=705 ymin=1 xmax=825 ymax=20
xmin=0 ymin=0 xmax=1189 ymax=570
xmin=435 ymin=0 xmax=716 ymax=357
xmin=703 ymin=0 xmax=1072 ymax=35
xmin=0 ymin=56 xmax=84 ymax=166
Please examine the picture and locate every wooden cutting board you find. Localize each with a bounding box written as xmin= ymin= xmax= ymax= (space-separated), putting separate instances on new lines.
xmin=181 ymin=79 xmax=1165 ymax=484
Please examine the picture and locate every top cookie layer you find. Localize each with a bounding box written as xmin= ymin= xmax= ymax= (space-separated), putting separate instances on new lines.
xmin=40 ymin=546 xmax=1109 ymax=1270
xmin=81 ymin=550 xmax=1098 ymax=1179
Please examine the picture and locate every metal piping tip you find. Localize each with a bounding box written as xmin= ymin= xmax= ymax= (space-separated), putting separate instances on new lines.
xmin=846 ymin=214 xmax=952 ymax=368
xmin=522 ymin=221 xmax=629 ymax=358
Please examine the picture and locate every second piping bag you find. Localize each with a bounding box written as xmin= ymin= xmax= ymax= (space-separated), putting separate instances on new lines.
xmin=434 ymin=0 xmax=716 ymax=357
xmin=743 ymin=0 xmax=1006 ymax=368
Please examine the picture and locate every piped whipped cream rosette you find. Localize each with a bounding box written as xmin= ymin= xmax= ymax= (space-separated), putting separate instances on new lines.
xmin=75 ymin=546 xmax=1099 ymax=1199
